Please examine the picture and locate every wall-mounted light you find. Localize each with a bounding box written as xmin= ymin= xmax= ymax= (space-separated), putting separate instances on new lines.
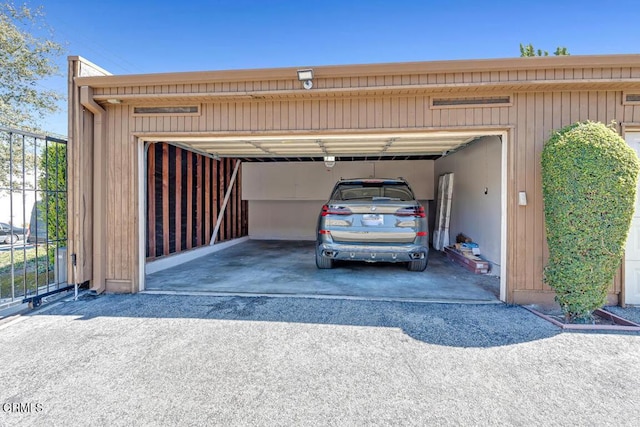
xmin=324 ymin=155 xmax=336 ymax=168
xmin=518 ymin=191 xmax=527 ymax=206
xmin=297 ymin=69 xmax=314 ymax=90
xmin=106 ymin=99 xmax=122 ymax=104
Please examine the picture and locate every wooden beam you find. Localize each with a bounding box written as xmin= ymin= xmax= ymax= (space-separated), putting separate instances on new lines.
xmin=230 ymin=159 xmax=237 ymax=239
xmin=147 ymin=143 xmax=156 ymax=259
xmin=175 ymin=147 xmax=182 ymax=253
xmin=236 ymin=162 xmax=242 ymax=237
xmin=186 ymin=150 xmax=193 ymax=249
xmin=162 ymin=143 xmax=170 ymax=256
xmin=196 ymin=154 xmax=203 ymax=246
xmin=218 ymin=159 xmax=225 ymax=242
xmin=225 ymin=158 xmax=232 ymax=241
xmin=211 ymin=159 xmax=241 ymax=245
xmin=243 ymin=200 xmax=248 ymax=235
xmin=204 ymin=158 xmax=211 ymax=245
xmin=211 ymin=159 xmax=218 ymax=243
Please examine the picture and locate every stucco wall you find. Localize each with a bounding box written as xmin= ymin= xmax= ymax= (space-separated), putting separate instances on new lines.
xmin=243 ymin=160 xmax=434 ymax=240
xmin=434 ymin=136 xmax=502 ymax=270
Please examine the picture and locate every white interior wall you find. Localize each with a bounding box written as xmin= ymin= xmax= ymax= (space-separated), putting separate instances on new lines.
xmin=433 ymin=135 xmax=502 ymax=269
xmin=243 ymin=160 xmax=434 ymax=240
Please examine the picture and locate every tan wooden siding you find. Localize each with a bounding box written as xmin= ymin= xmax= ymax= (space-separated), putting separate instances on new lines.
xmin=132 ymin=97 xmax=516 ymax=133
xmin=511 ymin=91 xmax=631 ymax=302
xmin=106 ymin=103 xmax=136 ymax=288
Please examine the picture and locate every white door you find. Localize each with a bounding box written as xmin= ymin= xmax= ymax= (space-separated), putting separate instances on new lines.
xmin=625 ymin=132 xmax=640 ymax=305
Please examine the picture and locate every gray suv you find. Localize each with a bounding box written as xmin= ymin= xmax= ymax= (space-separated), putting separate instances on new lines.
xmin=315 ymin=178 xmax=429 ymax=271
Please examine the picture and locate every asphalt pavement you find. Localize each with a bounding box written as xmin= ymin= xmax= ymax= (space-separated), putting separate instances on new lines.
xmin=0 ymin=293 xmax=639 ymax=426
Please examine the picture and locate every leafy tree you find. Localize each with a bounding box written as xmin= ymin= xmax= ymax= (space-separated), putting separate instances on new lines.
xmin=0 ymin=131 xmax=37 ymax=195
xmin=553 ymin=46 xmax=570 ymax=56
xmin=541 ymin=121 xmax=639 ymax=322
xmin=0 ymin=1 xmax=64 ymax=129
xmin=520 ymin=43 xmax=570 ymax=57
xmin=0 ymin=2 xmax=64 ymax=193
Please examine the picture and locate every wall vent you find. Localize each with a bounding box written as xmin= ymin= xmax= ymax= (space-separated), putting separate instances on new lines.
xmin=133 ymin=106 xmax=200 ymax=115
xmin=431 ymin=96 xmax=511 ymax=109
xmin=625 ymin=94 xmax=640 ymax=103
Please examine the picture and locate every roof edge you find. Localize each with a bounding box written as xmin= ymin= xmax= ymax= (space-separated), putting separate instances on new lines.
xmin=68 ymin=56 xmax=112 ymax=77
xmin=74 ymin=54 xmax=640 ymax=88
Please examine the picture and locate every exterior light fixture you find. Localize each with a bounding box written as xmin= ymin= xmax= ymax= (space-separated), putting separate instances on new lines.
xmin=106 ymin=99 xmax=122 ymax=104
xmin=297 ymin=69 xmax=314 ymax=90
xmin=324 ymin=155 xmax=336 ymax=168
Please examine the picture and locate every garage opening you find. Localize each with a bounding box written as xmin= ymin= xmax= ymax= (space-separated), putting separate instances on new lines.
xmin=142 ymin=131 xmax=505 ymax=302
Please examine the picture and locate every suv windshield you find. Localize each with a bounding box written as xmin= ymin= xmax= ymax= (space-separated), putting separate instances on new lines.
xmin=330 ymin=182 xmax=415 ymax=201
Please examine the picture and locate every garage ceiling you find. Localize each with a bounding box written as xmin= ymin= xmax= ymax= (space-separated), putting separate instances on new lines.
xmin=162 ymin=132 xmax=480 ymax=161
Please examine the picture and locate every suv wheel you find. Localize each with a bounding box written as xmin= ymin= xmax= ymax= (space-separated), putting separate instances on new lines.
xmin=407 ymin=256 xmax=428 ymax=272
xmin=315 ymin=247 xmax=333 ymax=269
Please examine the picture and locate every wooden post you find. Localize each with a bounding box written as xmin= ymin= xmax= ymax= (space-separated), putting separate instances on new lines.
xmin=211 ymin=159 xmax=218 ymax=243
xmin=218 ymin=158 xmax=225 ymax=242
xmin=211 ymin=159 xmax=241 ymax=245
xmin=236 ymin=161 xmax=242 ymax=237
xmin=225 ymin=158 xmax=232 ymax=240
xmin=175 ymin=147 xmax=182 ymax=253
xmin=147 ymin=143 xmax=156 ymax=259
xmin=243 ymin=200 xmax=248 ymax=236
xmin=230 ymin=159 xmax=237 ymax=239
xmin=196 ymin=154 xmax=203 ymax=246
xmin=186 ymin=150 xmax=193 ymax=249
xmin=162 ymin=143 xmax=170 ymax=256
xmin=204 ymin=158 xmax=211 ymax=245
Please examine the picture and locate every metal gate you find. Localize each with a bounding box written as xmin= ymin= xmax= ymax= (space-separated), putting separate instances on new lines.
xmin=0 ymin=126 xmax=71 ymax=310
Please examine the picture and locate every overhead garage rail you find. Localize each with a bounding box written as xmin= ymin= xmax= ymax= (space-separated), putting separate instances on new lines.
xmin=0 ymin=126 xmax=71 ymax=310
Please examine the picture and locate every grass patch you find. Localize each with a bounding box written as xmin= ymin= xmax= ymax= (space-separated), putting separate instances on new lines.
xmin=0 ymin=247 xmax=50 ymax=273
xmin=0 ymin=271 xmax=56 ymax=299
xmin=0 ymin=246 xmax=58 ymax=300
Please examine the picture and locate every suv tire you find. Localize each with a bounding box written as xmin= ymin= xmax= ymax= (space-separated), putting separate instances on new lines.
xmin=315 ymin=247 xmax=333 ymax=269
xmin=407 ymin=256 xmax=428 ymax=271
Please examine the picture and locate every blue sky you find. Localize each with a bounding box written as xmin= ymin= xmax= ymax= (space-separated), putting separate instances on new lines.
xmin=36 ymin=0 xmax=640 ymax=136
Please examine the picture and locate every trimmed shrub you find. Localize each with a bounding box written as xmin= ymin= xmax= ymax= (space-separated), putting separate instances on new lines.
xmin=541 ymin=121 xmax=640 ymax=322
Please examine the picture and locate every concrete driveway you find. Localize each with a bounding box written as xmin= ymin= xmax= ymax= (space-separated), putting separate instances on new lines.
xmin=1 ymin=293 xmax=639 ymax=426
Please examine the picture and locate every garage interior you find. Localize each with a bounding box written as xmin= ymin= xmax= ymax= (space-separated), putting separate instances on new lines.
xmin=143 ymin=131 xmax=504 ymax=302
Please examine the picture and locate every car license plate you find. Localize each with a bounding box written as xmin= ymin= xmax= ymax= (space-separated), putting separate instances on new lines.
xmin=362 ymin=214 xmax=383 ymax=226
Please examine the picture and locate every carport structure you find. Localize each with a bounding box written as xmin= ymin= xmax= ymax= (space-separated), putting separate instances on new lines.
xmin=67 ymin=54 xmax=640 ymax=305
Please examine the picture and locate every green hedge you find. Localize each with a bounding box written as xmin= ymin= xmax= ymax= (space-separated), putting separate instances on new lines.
xmin=541 ymin=121 xmax=640 ymax=321
xmin=38 ymin=143 xmax=67 ymax=266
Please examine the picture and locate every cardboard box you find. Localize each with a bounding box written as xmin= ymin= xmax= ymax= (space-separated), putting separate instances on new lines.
xmin=444 ymin=246 xmax=489 ymax=274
